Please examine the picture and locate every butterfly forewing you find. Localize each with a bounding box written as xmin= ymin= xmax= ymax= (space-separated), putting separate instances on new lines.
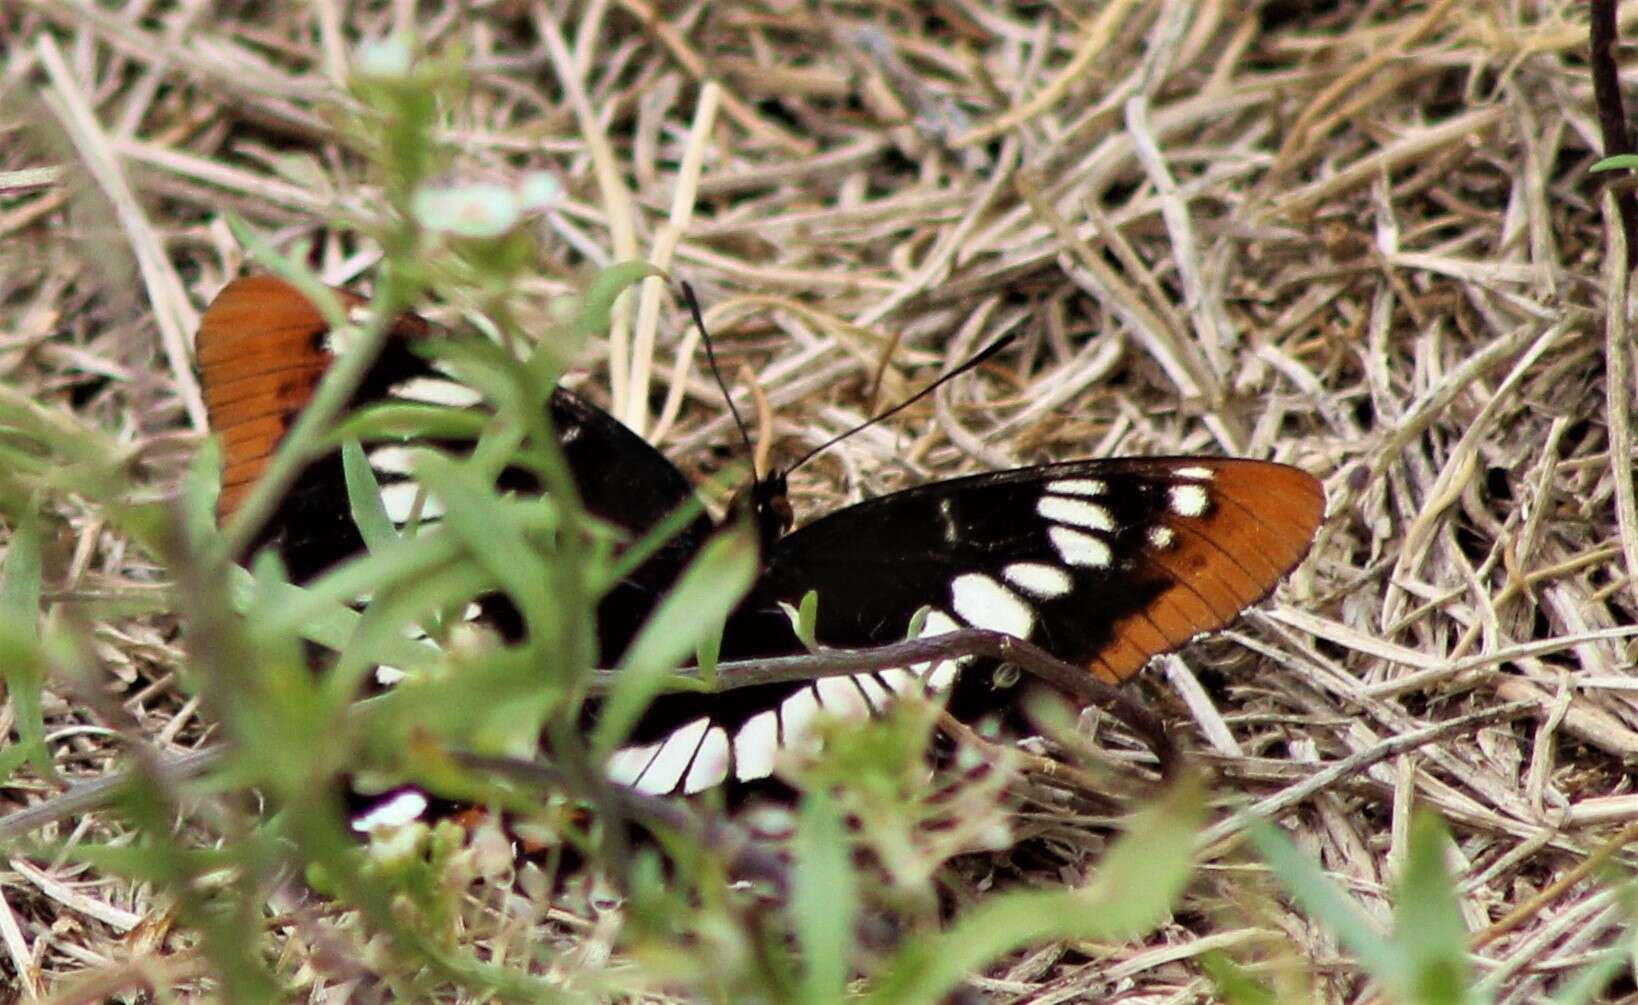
xmin=196 ymin=276 xmax=353 ymax=522
xmin=744 ymin=457 xmax=1322 ymax=684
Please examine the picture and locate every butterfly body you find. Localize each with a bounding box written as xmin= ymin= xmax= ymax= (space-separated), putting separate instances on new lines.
xmin=196 ymin=276 xmax=1324 ymax=800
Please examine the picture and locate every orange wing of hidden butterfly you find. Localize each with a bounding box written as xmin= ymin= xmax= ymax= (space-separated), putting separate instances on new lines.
xmin=194 ymin=276 xmax=370 ymax=522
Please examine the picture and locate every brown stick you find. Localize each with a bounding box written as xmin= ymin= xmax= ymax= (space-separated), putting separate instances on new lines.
xmin=0 ymin=632 xmax=1177 ymax=842
xmin=1590 ymin=0 xmax=1638 ymax=269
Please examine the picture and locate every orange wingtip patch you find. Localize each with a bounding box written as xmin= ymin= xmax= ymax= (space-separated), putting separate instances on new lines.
xmin=1088 ymin=459 xmax=1323 ymax=683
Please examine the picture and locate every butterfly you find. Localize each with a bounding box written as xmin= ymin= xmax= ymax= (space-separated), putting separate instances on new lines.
xmin=196 ymin=275 xmax=1324 ymax=803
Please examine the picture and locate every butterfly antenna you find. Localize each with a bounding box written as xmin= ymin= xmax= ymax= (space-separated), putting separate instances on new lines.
xmin=786 ymin=332 xmax=1016 ymax=474
xmin=681 ymin=281 xmax=756 ymax=464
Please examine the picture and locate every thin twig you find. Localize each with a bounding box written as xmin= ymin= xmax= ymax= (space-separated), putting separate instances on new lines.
xmin=1590 ymin=0 xmax=1638 ymax=268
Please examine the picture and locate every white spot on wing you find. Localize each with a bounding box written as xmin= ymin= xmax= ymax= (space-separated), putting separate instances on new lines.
xmin=780 ymin=687 xmax=824 ymax=752
xmin=926 ymin=659 xmax=959 ymax=691
xmin=1049 ymin=526 xmax=1112 ymax=568
xmin=1175 ymin=466 xmax=1215 ymax=480
xmin=607 ymin=741 xmax=661 ymax=787
xmin=919 ymin=609 xmax=961 ymax=638
xmin=1037 ymin=495 xmax=1115 ymax=532
xmin=633 ymin=717 xmax=709 ymax=794
xmin=683 ymin=726 xmax=730 ymax=793
xmin=380 ymin=480 xmax=444 ymax=523
xmin=852 ymin=673 xmax=894 ymax=710
xmin=877 ymin=667 xmax=918 ymax=693
xmin=1046 ymin=478 xmax=1107 ymax=496
xmin=375 ymin=665 xmax=409 ymax=686
xmin=950 ymin=573 xmax=1034 ymax=637
xmin=351 ymin=790 xmax=428 ymax=832
xmin=815 ymin=675 xmax=872 ymax=720
xmin=733 ymin=711 xmax=779 ymax=781
xmin=1169 ymin=484 xmax=1210 ymax=518
xmin=1004 ymin=562 xmax=1073 ymax=599
xmin=1148 ymin=526 xmax=1176 ymax=549
xmin=390 ymin=377 xmax=484 ymax=407
xmin=915 ymin=608 xmax=964 ymax=692
xmin=367 ymin=445 xmax=418 ymax=475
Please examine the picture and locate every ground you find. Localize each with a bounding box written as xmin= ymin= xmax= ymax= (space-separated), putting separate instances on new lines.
xmin=1 ymin=1 xmax=1636 ymax=1002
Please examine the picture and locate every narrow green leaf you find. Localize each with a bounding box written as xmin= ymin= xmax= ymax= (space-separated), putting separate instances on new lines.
xmin=796 ymin=590 xmax=820 ymax=650
xmin=860 ymin=773 xmax=1205 ymax=1005
xmin=1080 ymin=769 xmax=1206 ymax=936
xmin=1392 ymin=812 xmax=1472 ymax=1005
xmin=341 ymin=438 xmax=400 ymax=553
xmin=1200 ymin=953 xmax=1279 ymax=1005
xmin=411 ymin=452 xmax=550 ymax=628
xmin=903 ymin=605 xmax=930 ymax=641
xmin=1591 ymin=154 xmax=1638 ymax=172
xmin=228 ymin=566 xmax=442 ymax=671
xmin=592 ymin=526 xmax=758 ymax=758
xmin=328 ymin=402 xmax=490 ymax=445
xmin=0 ymin=509 xmax=53 ymax=782
xmin=568 ymin=261 xmax=664 ymax=342
xmin=1 ymin=508 xmax=42 ymax=626
xmin=181 ymin=435 xmax=223 ymax=547
xmin=1245 ymin=816 xmax=1402 ymax=988
xmin=794 ymin=789 xmax=856 ymax=1004
xmin=694 ymin=620 xmax=721 ymax=686
xmin=777 ymin=590 xmax=820 ymax=652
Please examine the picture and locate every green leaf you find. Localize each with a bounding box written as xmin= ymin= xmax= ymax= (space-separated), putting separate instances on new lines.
xmin=694 ymin=620 xmax=721 ymax=687
xmin=0 ymin=509 xmax=53 ymax=783
xmin=903 ymin=605 xmax=930 ymax=641
xmin=1245 ymin=816 xmax=1402 ymax=990
xmin=1200 ymin=953 xmax=1279 ymax=1005
xmin=1080 ymin=769 xmax=1206 ymax=935
xmin=859 ymin=772 xmax=1205 ymax=1005
xmin=1591 ymin=154 xmax=1638 ymax=173
xmin=181 ymin=436 xmax=223 ymax=547
xmin=1392 ymin=812 xmax=1472 ymax=1005
xmin=410 ymin=451 xmax=550 ymax=633
xmin=592 ymin=525 xmax=758 ymax=759
xmin=341 ymin=438 xmax=400 ymax=553
xmin=777 ymin=590 xmax=821 ymax=652
xmin=228 ymin=564 xmax=442 ymax=671
xmin=568 ymin=261 xmax=664 ymax=342
xmin=328 ymin=402 xmax=491 ymax=445
xmin=793 ymin=789 xmax=856 ymax=1004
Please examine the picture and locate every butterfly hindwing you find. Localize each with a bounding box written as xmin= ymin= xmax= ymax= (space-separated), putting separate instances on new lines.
xmin=197 ymin=275 xmax=709 ymax=659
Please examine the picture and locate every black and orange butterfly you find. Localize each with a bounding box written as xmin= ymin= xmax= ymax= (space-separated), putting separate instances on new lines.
xmin=196 ymin=275 xmax=1323 ymax=802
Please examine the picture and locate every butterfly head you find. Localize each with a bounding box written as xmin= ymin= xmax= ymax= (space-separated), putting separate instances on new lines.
xmin=727 ymin=469 xmax=792 ymax=551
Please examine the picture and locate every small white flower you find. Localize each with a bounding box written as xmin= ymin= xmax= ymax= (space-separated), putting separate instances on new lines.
xmin=412 ymin=183 xmax=520 ymax=238
xmin=518 ymin=171 xmax=562 ymax=212
xmin=356 ymin=35 xmax=413 ymax=79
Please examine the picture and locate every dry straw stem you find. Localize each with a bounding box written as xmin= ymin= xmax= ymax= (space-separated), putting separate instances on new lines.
xmin=5 ymin=0 xmax=1638 ymax=1000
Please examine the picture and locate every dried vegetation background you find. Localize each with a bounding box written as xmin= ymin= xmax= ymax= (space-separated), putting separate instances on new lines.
xmin=2 ymin=0 xmax=1637 ymax=1001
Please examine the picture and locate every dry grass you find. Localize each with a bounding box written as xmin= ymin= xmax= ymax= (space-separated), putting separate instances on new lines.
xmin=2 ymin=0 xmax=1637 ymax=1001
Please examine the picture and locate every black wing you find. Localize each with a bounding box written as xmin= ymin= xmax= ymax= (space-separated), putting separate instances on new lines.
xmin=545 ymin=388 xmax=714 ymax=661
xmin=605 ymin=458 xmax=1323 ymax=796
